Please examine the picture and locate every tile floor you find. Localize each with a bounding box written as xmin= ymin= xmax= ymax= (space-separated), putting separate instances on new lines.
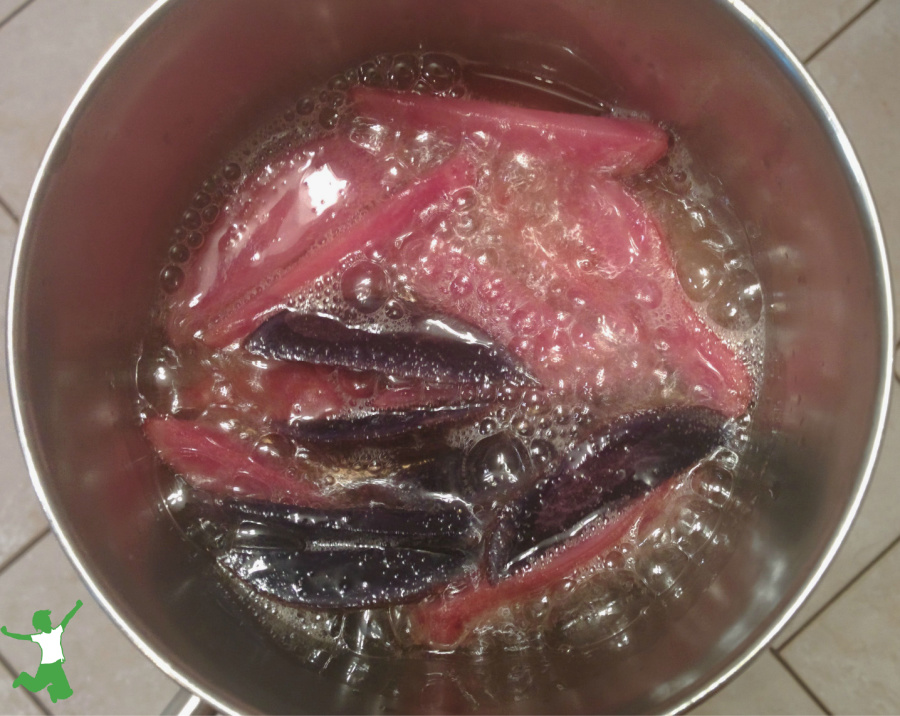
xmin=0 ymin=0 xmax=896 ymax=714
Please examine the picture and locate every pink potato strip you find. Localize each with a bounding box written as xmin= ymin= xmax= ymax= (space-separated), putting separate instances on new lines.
xmin=167 ymin=135 xmax=393 ymax=346
xmin=350 ymin=86 xmax=669 ymax=176
xmin=145 ymin=417 xmax=326 ymax=506
xmin=489 ymin=175 xmax=752 ymax=416
xmin=193 ymin=152 xmax=475 ymax=348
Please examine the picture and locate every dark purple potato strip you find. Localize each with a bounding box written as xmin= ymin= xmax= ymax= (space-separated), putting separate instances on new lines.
xmin=281 ymin=405 xmax=487 ymax=445
xmin=184 ymin=491 xmax=481 ymax=552
xmin=220 ymin=545 xmax=469 ymax=609
xmin=180 ymin=491 xmax=480 ymax=608
xmin=488 ymin=406 xmax=728 ymax=581
xmin=245 ymin=311 xmax=528 ymax=385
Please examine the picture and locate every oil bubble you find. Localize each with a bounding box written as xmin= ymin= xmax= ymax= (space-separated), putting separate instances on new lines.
xmin=136 ymin=343 xmax=181 ymax=412
xmin=510 ymin=418 xmax=533 ymax=438
xmin=478 ymin=417 xmax=498 ymax=435
xmin=462 ymin=432 xmax=532 ymax=499
xmin=422 ymin=53 xmax=461 ymax=93
xmin=635 ymin=544 xmax=690 ymax=595
xmin=690 ymin=464 xmax=734 ymax=508
xmin=341 ymin=261 xmax=390 ymax=313
xmin=707 ymin=268 xmax=763 ymax=330
xmin=297 ymin=97 xmax=315 ymax=115
xmin=319 ymin=108 xmax=340 ymax=130
xmin=528 ymin=438 xmax=556 ymax=468
xmin=182 ymin=209 xmax=202 ymax=230
xmin=384 ymin=299 xmax=405 ymax=320
xmin=191 ymin=191 xmax=211 ymax=209
xmin=186 ymin=231 xmax=204 ymax=249
xmin=389 ymin=54 xmax=419 ymax=91
xmin=454 ymin=212 xmax=478 ymax=237
xmin=521 ymin=388 xmax=543 ymax=415
xmin=547 ymin=572 xmax=645 ymax=651
xmin=672 ymin=497 xmax=721 ymax=556
xmin=201 ymin=204 xmax=220 ymax=224
xmin=328 ymin=74 xmax=351 ymax=92
xmin=168 ymin=243 xmax=190 ymax=264
xmin=452 ymin=187 xmax=478 ymax=211
xmin=358 ymin=61 xmax=386 ymax=88
xmin=160 ymin=265 xmax=184 ymax=293
xmin=674 ymin=243 xmax=725 ymax=302
xmin=322 ymin=91 xmax=345 ymax=109
xmin=223 ymin=163 xmax=242 ymax=182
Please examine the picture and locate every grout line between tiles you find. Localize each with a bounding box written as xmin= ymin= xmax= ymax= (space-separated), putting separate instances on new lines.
xmin=770 ymin=648 xmax=833 ymax=715
xmin=0 ymin=0 xmax=37 ymax=32
xmin=803 ymin=0 xmax=881 ymax=64
xmin=776 ymin=530 xmax=900 ymax=652
xmin=0 ymin=651 xmax=52 ymax=715
xmin=0 ymin=527 xmax=50 ymax=577
xmin=0 ymin=194 xmax=20 ymax=225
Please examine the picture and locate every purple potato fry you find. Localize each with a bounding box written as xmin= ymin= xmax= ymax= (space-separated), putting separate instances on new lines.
xmin=488 ymin=406 xmax=728 ymax=582
xmin=246 ymin=311 xmax=529 ymax=385
xmin=179 ymin=491 xmax=481 ymax=609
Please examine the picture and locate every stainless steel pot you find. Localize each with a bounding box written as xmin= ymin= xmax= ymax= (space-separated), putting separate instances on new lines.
xmin=7 ymin=0 xmax=893 ymax=712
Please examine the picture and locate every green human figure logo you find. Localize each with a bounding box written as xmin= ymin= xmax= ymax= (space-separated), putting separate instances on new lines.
xmin=1 ymin=600 xmax=82 ymax=703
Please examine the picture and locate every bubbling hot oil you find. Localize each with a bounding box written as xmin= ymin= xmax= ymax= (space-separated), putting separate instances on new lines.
xmin=140 ymin=51 xmax=766 ymax=660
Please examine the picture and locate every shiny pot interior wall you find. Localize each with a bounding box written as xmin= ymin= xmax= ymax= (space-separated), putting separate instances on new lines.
xmin=9 ymin=0 xmax=890 ymax=713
